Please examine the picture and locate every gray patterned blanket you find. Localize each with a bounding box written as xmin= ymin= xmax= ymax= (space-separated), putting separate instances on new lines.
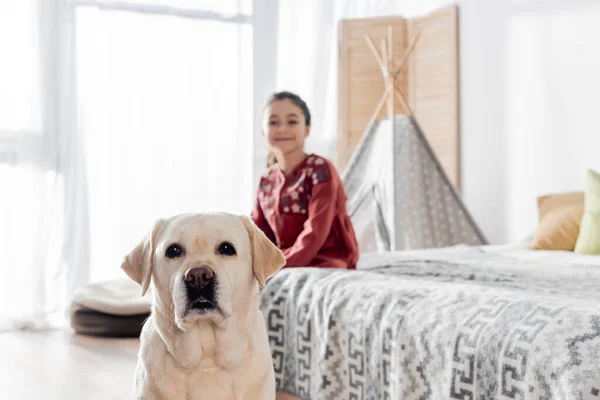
xmin=259 ymin=246 xmax=600 ymax=400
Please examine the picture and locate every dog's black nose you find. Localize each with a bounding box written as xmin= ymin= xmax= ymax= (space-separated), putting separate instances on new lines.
xmin=184 ymin=265 xmax=214 ymax=289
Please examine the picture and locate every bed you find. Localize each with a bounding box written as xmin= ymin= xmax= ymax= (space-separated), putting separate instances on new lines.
xmin=260 ymin=244 xmax=600 ymax=399
xmin=260 ymin=5 xmax=600 ymax=399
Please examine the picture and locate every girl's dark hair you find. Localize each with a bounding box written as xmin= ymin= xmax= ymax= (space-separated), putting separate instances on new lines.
xmin=265 ymin=91 xmax=311 ymax=167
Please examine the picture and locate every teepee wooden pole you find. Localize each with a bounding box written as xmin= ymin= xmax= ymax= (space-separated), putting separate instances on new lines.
xmin=393 ymin=32 xmax=421 ymax=77
xmin=380 ymin=37 xmax=394 ymax=119
xmin=387 ymin=26 xmax=393 ymax=71
xmin=387 ymin=25 xmax=394 ymax=119
xmin=380 ymin=38 xmax=388 ymax=77
xmin=394 ymin=86 xmax=414 ymax=116
xmin=365 ymin=34 xmax=385 ymax=72
xmin=368 ymin=86 xmax=391 ymax=128
xmin=365 ymin=28 xmax=420 ymax=118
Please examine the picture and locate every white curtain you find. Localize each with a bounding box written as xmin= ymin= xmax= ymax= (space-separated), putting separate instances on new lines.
xmin=270 ymin=0 xmax=455 ymax=162
xmin=0 ymin=0 xmax=83 ymax=331
xmin=0 ymin=0 xmax=253 ymax=331
xmin=75 ymin=2 xmax=253 ymax=283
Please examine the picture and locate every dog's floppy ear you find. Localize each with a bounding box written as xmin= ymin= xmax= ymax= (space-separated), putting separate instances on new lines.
xmin=121 ymin=218 xmax=164 ymax=296
xmin=241 ymin=216 xmax=286 ymax=288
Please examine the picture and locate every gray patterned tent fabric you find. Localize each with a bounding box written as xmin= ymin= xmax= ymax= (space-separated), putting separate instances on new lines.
xmin=341 ymin=115 xmax=487 ymax=252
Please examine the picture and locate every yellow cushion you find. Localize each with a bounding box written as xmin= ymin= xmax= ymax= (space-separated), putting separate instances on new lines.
xmin=574 ymin=169 xmax=600 ymax=255
xmin=529 ymin=191 xmax=584 ymax=251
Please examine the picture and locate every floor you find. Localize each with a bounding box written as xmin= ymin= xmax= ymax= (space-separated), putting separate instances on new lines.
xmin=0 ymin=329 xmax=302 ymax=400
xmin=0 ymin=329 xmax=139 ymax=400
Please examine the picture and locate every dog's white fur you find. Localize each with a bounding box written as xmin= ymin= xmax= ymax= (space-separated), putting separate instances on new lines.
xmin=121 ymin=212 xmax=285 ymax=400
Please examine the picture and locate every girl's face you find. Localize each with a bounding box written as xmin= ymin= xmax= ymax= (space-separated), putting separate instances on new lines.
xmin=263 ymin=99 xmax=310 ymax=156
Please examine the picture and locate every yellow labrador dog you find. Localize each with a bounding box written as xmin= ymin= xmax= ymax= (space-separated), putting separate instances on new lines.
xmin=121 ymin=212 xmax=285 ymax=400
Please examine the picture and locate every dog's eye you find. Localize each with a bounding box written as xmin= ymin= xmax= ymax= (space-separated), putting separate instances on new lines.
xmin=165 ymin=244 xmax=184 ymax=259
xmin=217 ymin=241 xmax=236 ymax=256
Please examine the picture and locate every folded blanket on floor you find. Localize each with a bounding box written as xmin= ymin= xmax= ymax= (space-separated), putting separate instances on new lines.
xmin=70 ymin=278 xmax=153 ymax=337
xmin=70 ymin=278 xmax=152 ymax=316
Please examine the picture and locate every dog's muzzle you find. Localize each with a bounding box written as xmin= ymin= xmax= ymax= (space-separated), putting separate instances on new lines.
xmin=184 ymin=265 xmax=218 ymax=313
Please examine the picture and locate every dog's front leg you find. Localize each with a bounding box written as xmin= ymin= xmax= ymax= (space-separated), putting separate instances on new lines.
xmin=133 ymin=359 xmax=188 ymax=400
xmin=248 ymin=382 xmax=277 ymax=400
xmin=132 ymin=362 xmax=158 ymax=400
xmin=132 ymin=361 xmax=171 ymax=400
xmin=239 ymin=371 xmax=277 ymax=400
xmin=133 ymin=377 xmax=170 ymax=400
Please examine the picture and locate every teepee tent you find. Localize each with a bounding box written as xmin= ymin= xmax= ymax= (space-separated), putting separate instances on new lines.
xmin=341 ymin=27 xmax=487 ymax=253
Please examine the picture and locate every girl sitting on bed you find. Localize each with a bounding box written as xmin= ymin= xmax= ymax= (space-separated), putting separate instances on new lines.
xmin=251 ymin=91 xmax=359 ymax=270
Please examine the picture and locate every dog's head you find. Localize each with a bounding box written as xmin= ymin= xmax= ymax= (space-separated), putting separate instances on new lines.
xmin=121 ymin=213 xmax=285 ymax=328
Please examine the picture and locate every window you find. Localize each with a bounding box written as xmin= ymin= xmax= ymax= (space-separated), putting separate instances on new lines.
xmin=0 ymin=0 xmax=254 ymax=328
xmin=74 ymin=1 xmax=253 ymax=282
